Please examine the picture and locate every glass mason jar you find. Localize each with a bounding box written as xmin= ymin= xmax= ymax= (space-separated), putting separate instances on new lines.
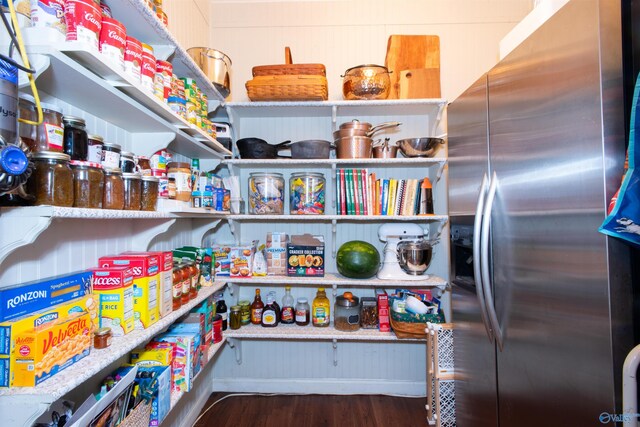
xmin=289 ymin=172 xmax=325 ymax=214
xmin=120 ymin=151 xmax=136 ymax=173
xmin=248 ymin=172 xmax=284 ymax=214
xmin=22 ymin=98 xmax=64 ymax=153
xmin=87 ymin=134 xmax=104 ymax=163
xmin=18 ymin=95 xmax=37 ymax=150
xmin=62 ymin=115 xmax=88 ymax=161
xmin=27 ymin=151 xmax=74 ymax=206
xmin=70 ymin=161 xmax=104 ymax=208
xmin=103 ymin=168 xmax=125 ymax=210
xmin=334 ymin=295 xmax=360 ymax=332
xmin=140 ymin=176 xmax=159 ymax=211
xmin=122 ymin=172 xmax=142 ymax=210
xmin=101 ymin=142 xmax=122 ymax=170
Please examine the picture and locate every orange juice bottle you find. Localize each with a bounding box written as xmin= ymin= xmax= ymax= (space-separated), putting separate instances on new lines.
xmin=312 ymin=288 xmax=330 ymax=327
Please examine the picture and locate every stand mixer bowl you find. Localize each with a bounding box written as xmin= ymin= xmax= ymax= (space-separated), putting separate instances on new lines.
xmin=396 ymin=240 xmax=433 ymax=275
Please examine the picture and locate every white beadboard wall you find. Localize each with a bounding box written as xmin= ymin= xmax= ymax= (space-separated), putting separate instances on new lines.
xmin=203 ymin=0 xmax=533 ymax=102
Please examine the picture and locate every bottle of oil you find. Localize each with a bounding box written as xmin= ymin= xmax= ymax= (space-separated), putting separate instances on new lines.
xmin=312 ymin=287 xmax=330 ymax=327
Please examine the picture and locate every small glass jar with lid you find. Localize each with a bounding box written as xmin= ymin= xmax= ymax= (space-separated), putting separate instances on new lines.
xmin=62 ymin=115 xmax=88 ymax=161
xmin=120 ymin=151 xmax=136 ymax=173
xmin=136 ymin=156 xmax=151 ymax=175
xmin=248 ymin=172 xmax=284 ymax=214
xmin=290 ymin=172 xmax=325 ymax=214
xmin=140 ymin=176 xmax=159 ymax=211
xmin=70 ymin=161 xmax=104 ymax=208
xmin=122 ymin=172 xmax=142 ymax=210
xmin=23 ymin=98 xmax=64 ymax=153
xmin=87 ymin=134 xmax=103 ymax=163
xmin=101 ymin=142 xmax=121 ymax=170
xmin=18 ymin=95 xmax=37 ymax=150
xmin=103 ymin=168 xmax=125 ymax=210
xmin=230 ymin=305 xmax=242 ymax=330
xmin=27 ymin=151 xmax=74 ymax=206
xmin=334 ymin=295 xmax=360 ymax=332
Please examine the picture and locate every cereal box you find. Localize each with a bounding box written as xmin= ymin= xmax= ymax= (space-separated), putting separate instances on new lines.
xmin=99 ymin=254 xmax=160 ymax=330
xmin=0 ymin=271 xmax=93 ymax=323
xmin=12 ymin=311 xmax=92 ymax=387
xmin=211 ymin=245 xmax=231 ymax=276
xmin=92 ymin=266 xmax=135 ymax=336
xmin=125 ymin=251 xmax=173 ymax=318
xmin=266 ymin=232 xmax=288 ymax=276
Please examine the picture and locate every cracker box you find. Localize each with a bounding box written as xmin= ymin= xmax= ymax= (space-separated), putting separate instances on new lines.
xmin=99 ymin=254 xmax=160 ymax=330
xmin=0 ymin=270 xmax=93 ymax=323
xmin=168 ymin=324 xmax=203 ymax=377
xmin=211 ymin=245 xmax=231 ymax=276
xmin=229 ymin=242 xmax=257 ymax=278
xmin=12 ymin=311 xmax=92 ymax=387
xmin=375 ymin=289 xmax=391 ymax=333
xmin=92 ymin=266 xmax=135 ymax=336
xmin=130 ymin=346 xmax=173 ymax=367
xmin=266 ymin=232 xmax=288 ymax=276
xmin=286 ymin=234 xmax=325 ymax=277
xmin=125 ymin=251 xmax=173 ymax=318
xmin=156 ymin=331 xmax=199 ymax=392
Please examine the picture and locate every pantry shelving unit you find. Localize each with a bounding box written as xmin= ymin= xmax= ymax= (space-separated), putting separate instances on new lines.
xmin=224 ymin=273 xmax=447 ymax=289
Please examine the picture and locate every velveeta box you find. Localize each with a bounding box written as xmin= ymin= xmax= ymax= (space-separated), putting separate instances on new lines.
xmin=125 ymin=251 xmax=173 ymax=318
xmin=286 ymin=234 xmax=325 ymax=277
xmin=266 ymin=232 xmax=288 ymax=276
xmin=92 ymin=266 xmax=135 ymax=336
xmin=211 ymin=245 xmax=231 ymax=276
xmin=12 ymin=311 xmax=92 ymax=387
xmin=99 ymin=254 xmax=160 ymax=330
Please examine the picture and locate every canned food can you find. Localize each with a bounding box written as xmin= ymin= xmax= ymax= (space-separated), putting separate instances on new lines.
xmin=99 ymin=17 xmax=125 ymax=70
xmin=124 ymin=36 xmax=142 ymax=83
xmin=29 ymin=0 xmax=66 ymax=34
xmin=141 ymin=51 xmax=156 ymax=94
xmin=65 ymin=0 xmax=102 ymax=51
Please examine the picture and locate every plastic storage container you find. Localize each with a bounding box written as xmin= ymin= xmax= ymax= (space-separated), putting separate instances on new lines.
xmin=103 ymin=168 xmax=125 ymax=210
xmin=289 ymin=172 xmax=325 ymax=214
xmin=28 ymin=151 xmax=74 ymax=206
xmin=334 ymin=295 xmax=360 ymax=331
xmin=248 ymin=172 xmax=284 ymax=214
xmin=122 ymin=172 xmax=142 ymax=210
xmin=70 ymin=161 xmax=104 ymax=208
xmin=360 ymin=297 xmax=378 ymax=329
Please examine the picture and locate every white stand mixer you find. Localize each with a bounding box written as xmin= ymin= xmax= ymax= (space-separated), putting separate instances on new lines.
xmin=377 ymin=223 xmax=429 ymax=280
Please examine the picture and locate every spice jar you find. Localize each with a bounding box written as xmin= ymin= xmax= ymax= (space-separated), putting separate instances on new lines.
xmin=101 ymin=142 xmax=122 ymax=169
xmin=62 ymin=116 xmax=88 ymax=161
xmin=295 ymin=298 xmax=310 ymax=326
xmin=334 ymin=295 xmax=360 ymax=332
xmin=230 ymin=305 xmax=242 ymax=330
xmin=87 ymin=134 xmax=104 ymax=163
xmin=239 ymin=300 xmax=251 ymax=325
xmin=140 ymin=176 xmax=159 ymax=211
xmin=93 ymin=327 xmax=112 ymax=349
xmin=248 ymin=172 xmax=284 ymax=214
xmin=120 ymin=151 xmax=136 ymax=173
xmin=360 ymin=297 xmax=378 ymax=329
xmin=70 ymin=161 xmax=104 ymax=208
xmin=28 ymin=99 xmax=64 ymax=153
xmin=18 ymin=95 xmax=37 ymax=150
xmin=290 ymin=172 xmax=325 ymax=214
xmin=171 ymin=267 xmax=182 ymax=310
xmin=27 ymin=151 xmax=74 ymax=206
xmin=167 ymin=162 xmax=192 ymax=201
xmin=103 ymin=168 xmax=125 ymax=210
xmin=122 ymin=172 xmax=142 ymax=210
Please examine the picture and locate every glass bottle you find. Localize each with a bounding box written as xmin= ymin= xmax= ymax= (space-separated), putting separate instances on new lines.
xmin=216 ymin=296 xmax=228 ymax=331
xmin=62 ymin=115 xmax=88 ymax=161
xmin=179 ymin=263 xmax=191 ymax=305
xmin=261 ymin=293 xmax=278 ymax=328
xmin=229 ymin=305 xmax=241 ymax=330
xmin=187 ymin=261 xmax=199 ymax=300
xmin=281 ymin=286 xmax=295 ymax=324
xmin=295 ymin=298 xmax=310 ymax=326
xmin=250 ymin=289 xmax=264 ymax=325
xmin=312 ymin=288 xmax=330 ymax=327
xmin=171 ymin=267 xmax=182 ymax=310
xmin=268 ymin=290 xmax=280 ymax=321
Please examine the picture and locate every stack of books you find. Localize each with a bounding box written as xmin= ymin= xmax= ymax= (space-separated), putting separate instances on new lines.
xmin=335 ymin=168 xmax=434 ymax=216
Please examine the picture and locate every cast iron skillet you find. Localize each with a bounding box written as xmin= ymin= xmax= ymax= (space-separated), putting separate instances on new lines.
xmin=236 ymin=138 xmax=291 ymax=159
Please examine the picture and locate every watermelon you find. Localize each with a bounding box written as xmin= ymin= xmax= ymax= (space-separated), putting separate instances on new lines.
xmin=336 ymin=240 xmax=380 ymax=279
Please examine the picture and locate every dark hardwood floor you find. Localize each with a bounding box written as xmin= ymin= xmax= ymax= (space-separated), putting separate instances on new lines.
xmin=193 ymin=393 xmax=428 ymax=427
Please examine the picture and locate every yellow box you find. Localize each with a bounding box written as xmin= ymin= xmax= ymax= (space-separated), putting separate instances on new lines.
xmin=12 ymin=311 xmax=92 ymax=387
xmin=130 ymin=346 xmax=173 ymax=367
xmin=92 ymin=266 xmax=135 ymax=336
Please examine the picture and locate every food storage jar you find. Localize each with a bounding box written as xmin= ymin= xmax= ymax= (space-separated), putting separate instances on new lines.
xmin=137 ymin=156 xmax=151 ymax=175
xmin=334 ymin=295 xmax=360 ymax=332
xmin=103 ymin=168 xmax=125 ymax=210
xmin=25 ymin=99 xmax=64 ymax=153
xmin=248 ymin=172 xmax=284 ymax=214
xmin=120 ymin=151 xmax=136 ymax=173
xmin=87 ymin=134 xmax=104 ymax=163
xmin=101 ymin=142 xmax=122 ymax=170
xmin=122 ymin=172 xmax=142 ymax=210
xmin=62 ymin=116 xmax=88 ymax=161
xmin=70 ymin=161 xmax=104 ymax=208
xmin=167 ymin=161 xmax=192 ymax=201
xmin=360 ymin=297 xmax=378 ymax=329
xmin=290 ymin=172 xmax=325 ymax=214
xmin=27 ymin=151 xmax=74 ymax=206
xmin=140 ymin=176 xmax=159 ymax=211
xmin=239 ymin=300 xmax=251 ymax=325
xmin=18 ymin=95 xmax=37 ymax=150
xmin=230 ymin=305 xmax=242 ymax=330
xmin=93 ymin=327 xmax=112 ymax=349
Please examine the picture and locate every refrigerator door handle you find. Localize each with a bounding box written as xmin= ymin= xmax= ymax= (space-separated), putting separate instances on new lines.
xmin=481 ymin=170 xmax=504 ymax=351
xmin=473 ymin=172 xmax=494 ymax=342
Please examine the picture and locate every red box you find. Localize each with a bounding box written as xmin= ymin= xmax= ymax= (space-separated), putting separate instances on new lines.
xmin=376 ymin=289 xmax=390 ymax=332
xmin=92 ymin=266 xmax=135 ymax=335
xmin=124 ymin=251 xmax=173 ymax=317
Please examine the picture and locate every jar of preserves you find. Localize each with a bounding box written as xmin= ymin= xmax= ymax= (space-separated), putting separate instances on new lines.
xmin=87 ymin=134 xmax=104 ymax=163
xmin=120 ymin=151 xmax=136 ymax=173
xmin=187 ymin=261 xmax=199 ymax=299
xmin=295 ymin=297 xmax=310 ymax=326
xmin=334 ymin=294 xmax=360 ymax=332
xmin=62 ymin=116 xmax=88 ymax=161
xmin=137 ymin=156 xmax=151 ymax=175
xmin=103 ymin=168 xmax=125 ymax=210
xmin=28 ymin=99 xmax=64 ymax=153
xmin=101 ymin=142 xmax=122 ymax=169
xmin=239 ymin=300 xmax=251 ymax=325
xmin=27 ymin=151 xmax=74 ymax=206
xmin=93 ymin=327 xmax=112 ymax=349
xmin=140 ymin=176 xmax=159 ymax=211
xmin=70 ymin=161 xmax=104 ymax=208
xmin=179 ymin=263 xmax=191 ymax=305
xmin=167 ymin=162 xmax=192 ymax=201
xmin=290 ymin=172 xmax=325 ymax=214
xmin=122 ymin=172 xmax=142 ymax=210
xmin=18 ymin=95 xmax=37 ymax=150
xmin=230 ymin=305 xmax=241 ymax=330
xmin=248 ymin=172 xmax=284 ymax=214
xmin=171 ymin=267 xmax=182 ymax=310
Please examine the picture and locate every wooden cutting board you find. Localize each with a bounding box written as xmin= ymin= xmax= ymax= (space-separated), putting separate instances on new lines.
xmin=385 ymin=35 xmax=440 ymax=99
xmin=398 ymin=68 xmax=441 ymax=99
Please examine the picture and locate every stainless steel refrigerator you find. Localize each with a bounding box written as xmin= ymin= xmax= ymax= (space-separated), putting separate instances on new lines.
xmin=448 ymin=1 xmax=634 ymax=426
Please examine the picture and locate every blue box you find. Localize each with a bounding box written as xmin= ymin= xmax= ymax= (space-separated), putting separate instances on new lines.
xmin=137 ymin=365 xmax=171 ymax=426
xmin=0 ymin=271 xmax=92 ymax=323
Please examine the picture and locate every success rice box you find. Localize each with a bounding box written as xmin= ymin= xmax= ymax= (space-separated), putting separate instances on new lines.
xmin=125 ymin=251 xmax=173 ymax=318
xmin=99 ymin=254 xmax=160 ymax=330
xmin=92 ymin=266 xmax=135 ymax=336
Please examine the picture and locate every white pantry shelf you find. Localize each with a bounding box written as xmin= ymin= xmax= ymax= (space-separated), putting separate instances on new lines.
xmin=221 ymin=157 xmax=447 ymax=168
xmin=227 ymin=214 xmax=448 ymax=222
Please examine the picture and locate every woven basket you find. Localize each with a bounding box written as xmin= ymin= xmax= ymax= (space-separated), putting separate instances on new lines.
xmin=252 ymin=47 xmax=326 ymax=77
xmin=246 ymin=75 xmax=328 ymax=101
xmin=120 ymin=401 xmax=151 ymax=427
xmin=389 ymin=316 xmax=428 ymax=339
